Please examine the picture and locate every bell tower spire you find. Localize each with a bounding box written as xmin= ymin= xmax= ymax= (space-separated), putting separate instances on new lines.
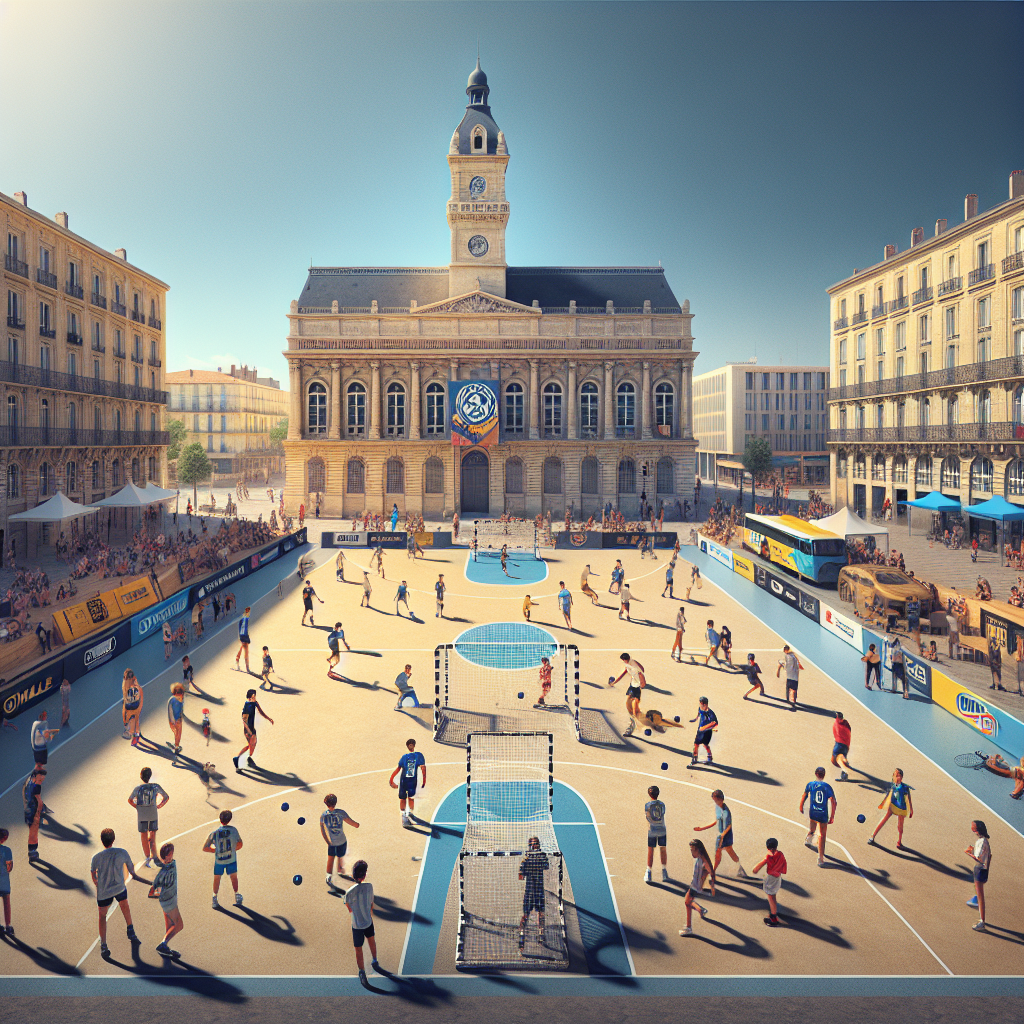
xmin=446 ymin=60 xmax=510 ymax=298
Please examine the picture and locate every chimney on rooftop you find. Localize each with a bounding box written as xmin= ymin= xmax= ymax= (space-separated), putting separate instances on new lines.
xmin=115 ymin=248 xmax=127 ymax=261
xmin=55 ymin=212 xmax=68 ymax=228
xmin=965 ymin=194 xmax=978 ymax=220
xmin=189 ymin=368 xmax=194 ymax=377
xmin=935 ymin=219 xmax=947 ymax=237
xmin=911 ymin=227 xmax=924 ymax=247
xmin=883 ymin=244 xmax=897 ymax=260
xmin=13 ymin=192 xmax=27 ymax=207
xmin=1011 ymin=171 xmax=1024 ymax=200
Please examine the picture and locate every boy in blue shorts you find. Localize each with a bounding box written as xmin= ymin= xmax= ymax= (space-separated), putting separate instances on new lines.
xmin=389 ymin=739 xmax=426 ymax=828
xmin=395 ymin=581 xmax=413 ymax=618
xmin=661 ymin=563 xmax=674 ymax=598
xmin=798 ymin=767 xmax=836 ymax=868
xmin=321 ymin=793 xmax=360 ymax=886
xmin=644 ymin=785 xmax=668 ymax=883
xmin=693 ymin=789 xmax=748 ymax=878
xmin=203 ymin=809 xmax=243 ymax=908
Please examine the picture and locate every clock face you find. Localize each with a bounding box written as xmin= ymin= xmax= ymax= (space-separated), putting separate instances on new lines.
xmin=468 ymin=235 xmax=489 ymax=258
xmin=469 ymin=175 xmax=486 ymax=198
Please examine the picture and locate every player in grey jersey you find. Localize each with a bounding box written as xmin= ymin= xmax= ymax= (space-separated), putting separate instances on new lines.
xmin=320 ymin=793 xmax=360 ymax=886
xmin=149 ymin=842 xmax=183 ymax=958
xmin=128 ymin=767 xmax=169 ymax=868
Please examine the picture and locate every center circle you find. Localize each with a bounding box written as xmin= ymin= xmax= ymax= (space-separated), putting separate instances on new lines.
xmin=454 ymin=621 xmax=557 ymax=669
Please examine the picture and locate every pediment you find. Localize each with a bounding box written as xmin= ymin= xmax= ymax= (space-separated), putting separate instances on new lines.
xmin=416 ymin=291 xmax=536 ymax=315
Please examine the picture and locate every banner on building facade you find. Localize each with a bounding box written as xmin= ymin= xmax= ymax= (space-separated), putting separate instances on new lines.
xmin=450 ymin=380 xmax=500 ymax=446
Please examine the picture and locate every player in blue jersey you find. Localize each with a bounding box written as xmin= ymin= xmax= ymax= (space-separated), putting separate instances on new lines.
xmin=395 ymin=581 xmax=413 ymax=618
xmin=326 ymin=622 xmax=351 ymax=676
xmin=435 ymin=574 xmax=446 ymax=618
xmin=557 ymin=581 xmax=573 ymax=629
xmin=389 ymin=738 xmax=426 ymax=828
xmin=203 ymin=809 xmax=243 ymax=908
xmin=798 ymin=767 xmax=837 ymax=867
xmin=689 ymin=697 xmax=718 ymax=765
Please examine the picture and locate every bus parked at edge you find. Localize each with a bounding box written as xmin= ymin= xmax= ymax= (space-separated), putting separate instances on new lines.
xmin=742 ymin=514 xmax=847 ymax=584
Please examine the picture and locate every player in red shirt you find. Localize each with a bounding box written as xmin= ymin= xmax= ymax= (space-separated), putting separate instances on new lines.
xmin=752 ymin=837 xmax=787 ymax=926
xmin=536 ymin=657 xmax=553 ymax=707
xmin=831 ymin=711 xmax=853 ymax=780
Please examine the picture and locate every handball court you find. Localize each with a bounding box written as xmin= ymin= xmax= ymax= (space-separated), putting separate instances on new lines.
xmin=1 ymin=536 xmax=1023 ymax=1022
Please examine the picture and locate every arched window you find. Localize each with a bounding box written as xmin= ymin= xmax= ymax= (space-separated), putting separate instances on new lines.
xmin=581 ymin=456 xmax=600 ymax=494
xmin=1007 ymin=459 xmax=1024 ymax=497
xmin=837 ymin=450 xmax=847 ymax=478
xmin=542 ymin=382 xmax=562 ymax=437
xmin=111 ymin=459 xmax=121 ymax=487
xmin=543 ymin=457 xmax=563 ymax=494
xmin=307 ymin=381 xmax=327 ymax=434
xmin=386 ymin=457 xmax=404 ymax=493
xmin=504 ymin=382 xmax=524 ymax=434
xmin=346 ymin=381 xmax=365 ymax=435
xmin=971 ymin=458 xmax=993 ymax=493
xmin=655 ymin=382 xmax=674 ymax=436
xmin=947 ymin=395 xmax=958 ymax=425
xmin=941 ymin=457 xmax=960 ymax=490
xmin=854 ymin=453 xmax=866 ymax=478
xmin=424 ymin=457 xmax=444 ymax=493
xmin=66 ymin=460 xmax=77 ymax=494
xmin=978 ymin=389 xmax=991 ymax=425
xmin=893 ymin=456 xmax=908 ymax=483
xmin=91 ymin=460 xmax=101 ymax=489
xmin=426 ymin=382 xmax=445 ymax=435
xmin=386 ymin=383 xmax=405 ymax=437
xmin=580 ymin=381 xmax=599 ymax=437
xmin=616 ymin=382 xmax=636 ymax=436
xmin=39 ymin=462 xmax=50 ymax=496
xmin=505 ymin=456 xmax=524 ymax=494
xmin=657 ymin=457 xmax=675 ymax=492
xmin=916 ymin=459 xmax=932 ymax=487
xmin=618 ymin=458 xmax=636 ymax=493
xmin=6 ymin=463 xmax=19 ymax=499
xmin=307 ymin=457 xmax=326 ymax=494
xmin=68 ymin=402 xmax=76 ymax=431
xmin=872 ymin=454 xmax=885 ymax=481
xmin=346 ymin=458 xmax=365 ymax=494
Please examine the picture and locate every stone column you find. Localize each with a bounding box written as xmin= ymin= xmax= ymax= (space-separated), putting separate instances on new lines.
xmin=567 ymin=360 xmax=577 ymax=440
xmin=369 ymin=361 xmax=381 ymax=440
xmin=529 ymin=359 xmax=540 ymax=439
xmin=330 ymin=361 xmax=341 ymax=439
xmin=410 ymin=362 xmax=421 ymax=440
xmin=449 ymin=358 xmax=459 ymax=382
xmin=603 ymin=361 xmax=614 ymax=440
xmin=287 ymin=361 xmax=301 ymax=439
xmin=683 ymin=362 xmax=693 ymax=438
xmin=641 ymin=361 xmax=652 ymax=439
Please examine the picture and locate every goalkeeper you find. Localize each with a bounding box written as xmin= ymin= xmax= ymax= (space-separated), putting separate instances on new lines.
xmin=518 ymin=836 xmax=549 ymax=949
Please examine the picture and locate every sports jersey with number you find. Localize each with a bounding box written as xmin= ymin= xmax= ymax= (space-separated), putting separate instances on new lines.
xmin=123 ymin=683 xmax=141 ymax=705
xmin=804 ymin=779 xmax=835 ymax=821
xmin=131 ymin=783 xmax=168 ymax=824
xmin=207 ymin=825 xmax=241 ymax=864
xmin=153 ymin=859 xmax=178 ymax=904
xmin=435 ymin=581 xmax=444 ymax=598
xmin=398 ymin=751 xmax=425 ymax=778
xmin=238 ymin=616 xmax=250 ymax=638
xmin=696 ymin=706 xmax=717 ymax=730
xmin=645 ymin=799 xmax=667 ymax=837
xmin=320 ymin=809 xmax=348 ymax=845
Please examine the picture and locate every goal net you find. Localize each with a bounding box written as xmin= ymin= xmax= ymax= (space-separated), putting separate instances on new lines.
xmin=457 ymin=731 xmax=568 ymax=971
xmin=473 ymin=520 xmax=539 ymax=560
xmin=433 ymin=642 xmax=580 ymax=747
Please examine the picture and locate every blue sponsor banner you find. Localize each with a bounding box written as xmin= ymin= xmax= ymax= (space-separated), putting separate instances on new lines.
xmin=280 ymin=527 xmax=307 ymax=554
xmin=190 ymin=558 xmax=249 ymax=604
xmin=250 ymin=540 xmax=281 ymax=570
xmin=64 ymin=621 xmax=133 ymax=682
xmin=902 ymin=648 xmax=933 ymax=699
xmin=368 ymin=531 xmax=407 ymax=549
xmin=706 ymin=539 xmax=734 ymax=571
xmin=449 ymin=380 xmax=499 ymax=446
xmin=1 ymin=661 xmax=63 ymax=719
xmin=601 ymin=532 xmax=678 ymax=549
xmin=131 ymin=590 xmax=190 ymax=643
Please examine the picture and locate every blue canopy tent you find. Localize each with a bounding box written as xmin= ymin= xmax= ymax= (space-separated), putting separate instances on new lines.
xmin=964 ymin=495 xmax=1024 ymax=561
xmin=903 ymin=490 xmax=961 ymax=538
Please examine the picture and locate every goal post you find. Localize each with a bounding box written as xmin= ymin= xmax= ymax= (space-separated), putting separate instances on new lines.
xmin=434 ymin=643 xmax=581 ymax=747
xmin=473 ymin=519 xmax=539 ymax=560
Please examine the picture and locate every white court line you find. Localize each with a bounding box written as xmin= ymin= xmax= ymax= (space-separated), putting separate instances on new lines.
xmin=556 ymin=760 xmax=954 ymax=976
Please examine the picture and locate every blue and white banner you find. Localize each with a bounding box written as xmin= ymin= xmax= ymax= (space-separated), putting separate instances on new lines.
xmin=706 ymin=539 xmax=734 ymax=571
xmin=450 ymin=380 xmax=499 ymax=446
xmin=131 ymin=590 xmax=190 ymax=643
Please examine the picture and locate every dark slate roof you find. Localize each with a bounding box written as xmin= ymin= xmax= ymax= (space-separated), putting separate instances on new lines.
xmin=297 ymin=266 xmax=681 ymax=311
xmin=456 ymin=105 xmax=500 ymax=155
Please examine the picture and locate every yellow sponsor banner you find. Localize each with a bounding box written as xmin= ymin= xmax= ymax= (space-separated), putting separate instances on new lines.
xmin=733 ymin=553 xmax=755 ymax=582
xmin=111 ymin=577 xmax=158 ymax=618
xmin=59 ymin=592 xmax=122 ymax=642
xmin=415 ymin=532 xmax=434 ymax=548
xmin=931 ymin=667 xmax=1000 ymax=739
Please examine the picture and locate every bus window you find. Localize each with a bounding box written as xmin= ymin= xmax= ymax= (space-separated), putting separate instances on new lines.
xmin=813 ymin=538 xmax=847 ymax=557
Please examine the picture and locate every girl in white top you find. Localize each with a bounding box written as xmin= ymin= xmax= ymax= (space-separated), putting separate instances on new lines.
xmin=964 ymin=820 xmax=991 ymax=932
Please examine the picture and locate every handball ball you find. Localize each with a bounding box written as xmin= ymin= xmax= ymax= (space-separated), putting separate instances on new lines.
xmin=644 ymin=729 xmax=652 ymax=736
xmin=857 ymin=814 xmax=866 ymax=824
xmin=608 ymin=676 xmax=615 ymax=685
xmin=297 ymin=817 xmax=306 ymax=825
xmin=674 ymin=716 xmax=681 ymax=723
xmin=518 ymin=692 xmax=525 ymax=699
xmin=661 ymin=762 xmax=669 ymax=771
xmin=281 ymin=802 xmax=289 ymax=812
xmin=292 ymin=874 xmax=302 ymax=886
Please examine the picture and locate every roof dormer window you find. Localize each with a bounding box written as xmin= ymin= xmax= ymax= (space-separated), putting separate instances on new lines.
xmin=473 ymin=126 xmax=485 ymax=151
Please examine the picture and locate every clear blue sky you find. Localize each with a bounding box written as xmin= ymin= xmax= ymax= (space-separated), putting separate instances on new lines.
xmin=3 ymin=1 xmax=1021 ymax=382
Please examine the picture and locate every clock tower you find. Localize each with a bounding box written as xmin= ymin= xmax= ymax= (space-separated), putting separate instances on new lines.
xmin=447 ymin=60 xmax=510 ymax=298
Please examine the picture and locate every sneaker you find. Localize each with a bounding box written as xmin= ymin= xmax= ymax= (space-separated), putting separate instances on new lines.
xmin=678 ymin=927 xmax=693 ymax=936
xmin=212 ymin=894 xmax=220 ymax=909
xmin=310 ymin=617 xmax=314 ymax=627
xmin=973 ymin=920 xmax=986 ymax=931
xmin=690 ymin=757 xmax=698 ymax=766
xmin=817 ymin=859 xmax=826 ymax=868
xmin=705 ymin=756 xmax=713 ymax=764
xmin=764 ymin=917 xmax=778 ymax=927
xmin=156 ymin=942 xmax=175 ymax=957
xmin=697 ymin=905 xmax=709 ymax=920
xmin=233 ymin=756 xmax=240 ymax=772
xmin=804 ymin=835 xmax=816 ymax=850
xmin=127 ymin=926 xmax=138 ymax=942
xmin=840 ymin=771 xmax=849 ymax=781
xmin=358 ymin=969 xmax=368 ymax=985
xmin=5 ymin=925 xmax=14 ymax=937
xmin=661 ymin=868 xmax=669 ymax=882
xmin=131 ymin=736 xmax=139 ymax=747
xmin=966 ymin=895 xmax=979 ymax=908
xmin=644 ymin=869 xmax=652 ymax=883
xmin=326 ymin=875 xmax=334 ymax=887
xmin=402 ymin=814 xmax=411 ymax=828
xmin=101 ymin=942 xmax=110 ymax=958
xmin=737 ymin=867 xmax=749 ymax=879
xmin=866 ymin=837 xmax=876 ymax=846
xmin=234 ymin=893 xmax=243 ymax=906
xmin=371 ymin=958 xmax=381 ymax=973
xmin=27 ymin=851 xmax=39 ymax=863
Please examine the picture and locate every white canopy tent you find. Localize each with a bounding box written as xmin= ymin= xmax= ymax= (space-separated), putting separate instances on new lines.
xmin=811 ymin=507 xmax=890 ymax=553
xmin=92 ymin=482 xmax=157 ymax=508
xmin=7 ymin=491 xmax=100 ymax=521
xmin=140 ymin=482 xmax=178 ymax=501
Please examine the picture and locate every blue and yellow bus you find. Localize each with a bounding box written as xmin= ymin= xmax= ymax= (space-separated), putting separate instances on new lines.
xmin=742 ymin=514 xmax=847 ymax=584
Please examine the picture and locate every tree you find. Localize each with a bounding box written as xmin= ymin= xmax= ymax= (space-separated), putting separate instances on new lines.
xmin=166 ymin=418 xmax=188 ymax=462
xmin=269 ymin=418 xmax=288 ymax=450
xmin=742 ymin=437 xmax=774 ymax=511
xmin=177 ymin=442 xmax=212 ymax=511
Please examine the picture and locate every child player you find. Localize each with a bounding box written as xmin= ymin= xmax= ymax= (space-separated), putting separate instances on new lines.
xmin=260 ymin=646 xmax=275 ymax=691
xmin=523 ymin=595 xmax=538 ymax=622
xmin=320 ymin=794 xmax=360 ymax=887
xmin=610 ymin=653 xmax=646 ymax=737
xmin=389 ymin=739 xmax=426 ymax=828
xmin=743 ymin=653 xmax=765 ymax=699
xmin=345 ymin=860 xmax=381 ymax=985
xmin=518 ymin=836 xmax=549 ymax=950
xmin=326 ymin=622 xmax=351 ymax=676
xmin=536 ymin=656 xmax=552 ymax=707
xmin=644 ymin=785 xmax=668 ymax=882
xmin=752 ymin=837 xmax=787 ymax=927
xmin=149 ymin=842 xmax=183 ymax=959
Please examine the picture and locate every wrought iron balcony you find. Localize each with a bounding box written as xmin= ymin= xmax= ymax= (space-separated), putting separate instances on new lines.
xmin=131 ymin=352 xmax=143 ymax=364
xmin=938 ymin=277 xmax=963 ymax=296
xmin=113 ymin=346 xmax=126 ymax=359
xmin=833 ymin=317 xmax=849 ymax=331
xmin=66 ymin=332 xmax=83 ymax=346
xmin=148 ymin=316 xmax=162 ymax=329
xmin=39 ymin=325 xmax=56 ymax=339
xmin=90 ymin=292 xmax=107 ymax=309
xmin=36 ymin=268 xmax=57 ymax=289
xmin=111 ymin=300 xmax=127 ymax=316
xmin=0 ymin=425 xmax=170 ymax=448
xmin=969 ymin=264 xmax=995 ymax=286
xmin=0 ymin=358 xmax=168 ymax=404
xmin=65 ymin=281 xmax=84 ymax=299
xmin=130 ymin=308 xmax=145 ymax=323
xmin=852 ymin=310 xmax=869 ymax=325
xmin=912 ymin=286 xmax=933 ymax=304
xmin=872 ymin=303 xmax=888 ymax=318
xmin=890 ymin=295 xmax=908 ymax=312
xmin=91 ymin=340 xmax=105 ymax=353
xmin=5 ymin=253 xmax=29 ymax=277
xmin=829 ymin=421 xmax=1021 ymax=445
xmin=1004 ymin=252 xmax=1024 ymax=275
xmin=6 ymin=315 xmax=25 ymax=330
xmin=148 ymin=355 xmax=161 ymax=367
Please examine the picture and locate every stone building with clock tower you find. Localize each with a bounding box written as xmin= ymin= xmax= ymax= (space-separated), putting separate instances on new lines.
xmin=282 ymin=61 xmax=698 ymax=520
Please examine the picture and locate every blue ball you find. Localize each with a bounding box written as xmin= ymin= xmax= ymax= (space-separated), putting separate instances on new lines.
xmin=297 ymin=817 xmax=305 ymax=825
xmin=857 ymin=814 xmax=866 ymax=823
xmin=281 ymin=802 xmax=289 ymax=811
xmin=674 ymin=716 xmax=680 ymax=723
xmin=292 ymin=874 xmax=302 ymax=885
xmin=518 ymin=692 xmax=525 ymax=699
xmin=644 ymin=728 xmax=652 ymax=736
xmin=661 ymin=762 xmax=669 ymax=771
